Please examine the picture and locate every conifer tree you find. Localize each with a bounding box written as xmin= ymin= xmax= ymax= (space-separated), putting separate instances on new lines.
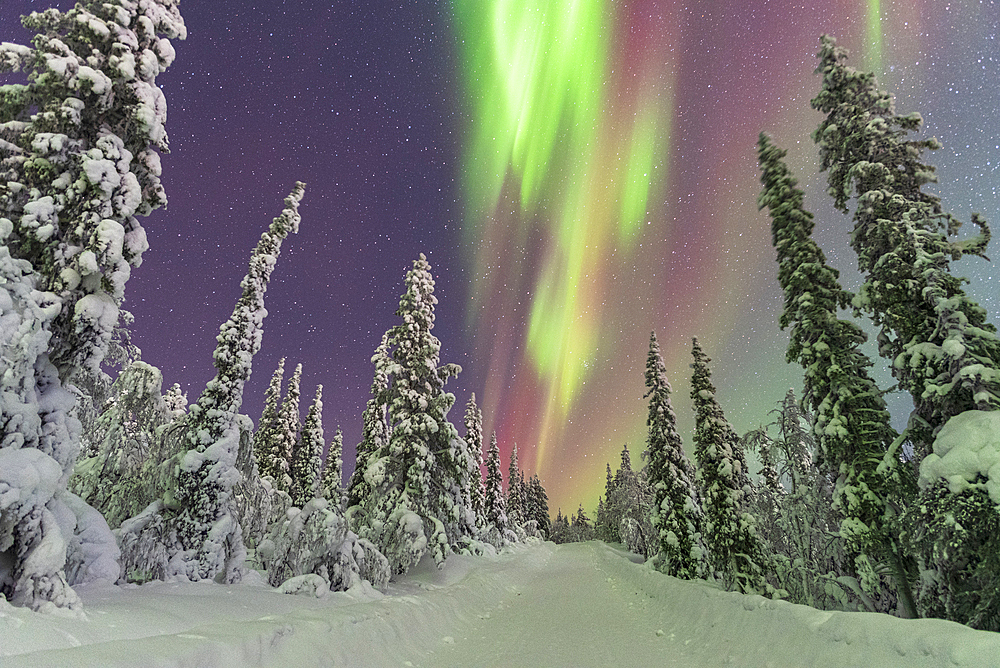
xmin=290 ymin=385 xmax=324 ymax=508
xmin=507 ymin=445 xmax=523 ymax=525
xmin=346 ymin=333 xmax=391 ymax=509
xmin=253 ymin=358 xmax=285 ymax=481
xmin=571 ymin=505 xmax=594 ymax=542
xmin=321 ymin=427 xmax=344 ymax=511
xmin=518 ymin=469 xmax=527 ymax=516
xmin=691 ymin=337 xmax=768 ymax=593
xmin=484 ymin=432 xmax=508 ymax=535
xmin=644 ymin=332 xmax=706 ymax=579
xmin=812 ymin=35 xmax=1000 ymax=452
xmin=812 ymin=36 xmax=1000 ymax=626
xmin=595 ymin=496 xmax=611 ymax=542
xmin=528 ymin=475 xmax=550 ymax=537
xmin=0 ymin=0 xmax=184 ymax=610
xmin=758 ymin=132 xmax=914 ymax=612
xmin=601 ymin=462 xmax=620 ymax=542
xmin=271 ymin=362 xmax=302 ymax=491
xmin=607 ymin=444 xmax=655 ymax=556
xmin=351 ymin=255 xmax=468 ymax=573
xmin=550 ymin=509 xmax=570 ymax=543
xmin=161 ymin=182 xmax=305 ymax=583
xmin=463 ymin=393 xmax=486 ymax=517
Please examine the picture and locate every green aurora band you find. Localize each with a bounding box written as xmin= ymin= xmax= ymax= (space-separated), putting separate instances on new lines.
xmin=454 ymin=0 xmax=671 ymax=476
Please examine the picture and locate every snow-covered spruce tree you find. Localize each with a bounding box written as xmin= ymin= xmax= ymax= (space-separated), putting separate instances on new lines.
xmin=595 ymin=496 xmax=611 ymax=542
xmin=758 ymin=133 xmax=914 ymax=614
xmin=483 ymin=431 xmax=509 ymax=541
xmin=506 ymin=445 xmax=523 ymax=525
xmin=118 ymin=183 xmax=305 ymax=584
xmin=570 ymin=505 xmax=595 ymax=542
xmin=252 ymin=357 xmax=285 ymax=482
xmin=320 ymin=427 xmax=344 ymax=511
xmin=690 ymin=337 xmax=769 ymax=593
xmin=812 ymin=35 xmax=1000 ymax=454
xmin=549 ymin=509 xmax=571 ymax=543
xmin=351 ymin=255 xmax=471 ymax=573
xmin=644 ymin=332 xmax=706 ymax=579
xmin=0 ymin=0 xmax=184 ymax=611
xmin=270 ymin=362 xmax=302 ymax=492
xmin=463 ymin=393 xmax=485 ymax=518
xmin=812 ymin=36 xmax=1000 ymax=626
xmin=599 ymin=462 xmax=620 ymax=543
xmin=0 ymin=0 xmax=185 ymax=381
xmin=346 ymin=332 xmax=390 ymax=511
xmin=289 ymin=385 xmax=324 ymax=508
xmin=528 ymin=475 xmax=550 ymax=537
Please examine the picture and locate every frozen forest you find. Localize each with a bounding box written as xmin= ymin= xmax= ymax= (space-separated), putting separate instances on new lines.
xmin=2 ymin=0 xmax=1000 ymax=665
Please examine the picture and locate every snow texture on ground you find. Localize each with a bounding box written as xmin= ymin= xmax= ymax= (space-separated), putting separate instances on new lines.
xmin=2 ymin=540 xmax=998 ymax=667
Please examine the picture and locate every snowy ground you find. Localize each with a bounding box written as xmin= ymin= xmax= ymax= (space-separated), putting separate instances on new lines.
xmin=3 ymin=540 xmax=999 ymax=667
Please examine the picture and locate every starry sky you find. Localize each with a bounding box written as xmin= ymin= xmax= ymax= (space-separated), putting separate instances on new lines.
xmin=3 ymin=0 xmax=999 ymax=516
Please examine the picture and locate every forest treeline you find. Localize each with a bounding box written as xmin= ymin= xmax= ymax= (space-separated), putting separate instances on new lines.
xmin=0 ymin=0 xmax=997 ymax=634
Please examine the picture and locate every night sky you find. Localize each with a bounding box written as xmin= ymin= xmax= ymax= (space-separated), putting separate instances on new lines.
xmin=3 ymin=1 xmax=999 ymax=516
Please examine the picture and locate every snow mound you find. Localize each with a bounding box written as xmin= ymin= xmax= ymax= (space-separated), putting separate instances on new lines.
xmin=276 ymin=573 xmax=328 ymax=597
xmin=920 ymin=410 xmax=1000 ymax=504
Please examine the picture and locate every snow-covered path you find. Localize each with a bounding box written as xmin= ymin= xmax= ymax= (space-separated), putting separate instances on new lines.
xmin=3 ymin=540 xmax=999 ymax=667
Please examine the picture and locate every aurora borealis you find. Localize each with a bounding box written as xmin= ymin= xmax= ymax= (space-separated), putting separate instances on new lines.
xmin=3 ymin=0 xmax=997 ymax=516
xmin=451 ymin=0 xmax=1000 ymax=512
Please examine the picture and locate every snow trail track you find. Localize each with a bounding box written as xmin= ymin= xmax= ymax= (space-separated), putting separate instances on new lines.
xmin=3 ymin=540 xmax=999 ymax=667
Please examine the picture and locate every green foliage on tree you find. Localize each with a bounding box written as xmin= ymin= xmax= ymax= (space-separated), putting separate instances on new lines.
xmin=463 ymin=393 xmax=485 ymax=518
xmin=812 ymin=34 xmax=1000 ymax=453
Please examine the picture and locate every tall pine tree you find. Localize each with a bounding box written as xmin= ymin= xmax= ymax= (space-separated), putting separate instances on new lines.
xmin=483 ymin=432 xmax=508 ymax=537
xmin=253 ymin=358 xmax=285 ymax=481
xmin=290 ymin=385 xmax=324 ymax=508
xmin=346 ymin=333 xmax=391 ymax=510
xmin=507 ymin=445 xmax=523 ymax=525
xmin=691 ymin=337 xmax=768 ymax=593
xmin=321 ymin=427 xmax=344 ymax=511
xmin=463 ymin=393 xmax=486 ymax=519
xmin=271 ymin=362 xmax=302 ymax=492
xmin=644 ymin=332 xmax=706 ymax=579
xmin=812 ymin=34 xmax=1000 ymax=450
xmin=527 ymin=475 xmax=550 ymax=537
xmin=758 ymin=132 xmax=914 ymax=613
xmin=163 ymin=183 xmax=305 ymax=583
xmin=812 ymin=36 xmax=1000 ymax=626
xmin=351 ymin=255 xmax=468 ymax=573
